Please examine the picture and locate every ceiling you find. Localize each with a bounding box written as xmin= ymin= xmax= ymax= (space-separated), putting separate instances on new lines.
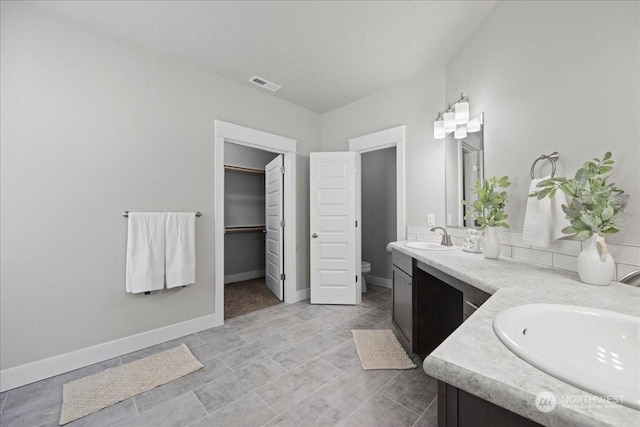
xmin=31 ymin=1 xmax=497 ymax=114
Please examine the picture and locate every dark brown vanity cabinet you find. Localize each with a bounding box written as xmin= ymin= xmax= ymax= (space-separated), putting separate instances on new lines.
xmin=392 ymin=250 xmax=414 ymax=352
xmin=391 ymin=251 xmax=534 ymax=427
xmin=391 ymin=250 xmax=491 ymax=358
xmin=414 ymin=262 xmax=464 ymax=358
xmin=413 ymin=262 xmax=492 ymax=358
xmin=438 ymin=382 xmax=542 ymax=427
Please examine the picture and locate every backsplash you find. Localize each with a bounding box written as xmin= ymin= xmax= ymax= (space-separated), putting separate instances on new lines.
xmin=406 ymin=226 xmax=640 ymax=282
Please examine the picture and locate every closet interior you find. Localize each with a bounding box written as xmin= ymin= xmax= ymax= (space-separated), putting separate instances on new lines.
xmin=223 ymin=143 xmax=282 ymax=319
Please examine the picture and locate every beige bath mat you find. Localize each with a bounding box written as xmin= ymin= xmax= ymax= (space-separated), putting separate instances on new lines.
xmin=351 ymin=329 xmax=417 ymax=370
xmin=59 ymin=344 xmax=203 ymax=425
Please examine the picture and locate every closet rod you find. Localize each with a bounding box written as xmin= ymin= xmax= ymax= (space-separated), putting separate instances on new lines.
xmin=123 ymin=211 xmax=202 ymax=218
xmin=225 ymin=225 xmax=266 ymax=233
xmin=224 ymin=165 xmax=265 ymax=174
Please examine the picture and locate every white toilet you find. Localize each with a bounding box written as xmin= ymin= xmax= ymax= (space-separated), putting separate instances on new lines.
xmin=361 ymin=261 xmax=372 ymax=293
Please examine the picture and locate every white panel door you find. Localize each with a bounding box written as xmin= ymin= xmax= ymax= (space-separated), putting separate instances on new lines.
xmin=265 ymin=155 xmax=284 ymax=300
xmin=310 ymin=152 xmax=361 ymax=305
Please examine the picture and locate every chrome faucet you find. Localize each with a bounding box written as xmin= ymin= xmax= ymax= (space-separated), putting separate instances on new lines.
xmin=430 ymin=226 xmax=453 ymax=247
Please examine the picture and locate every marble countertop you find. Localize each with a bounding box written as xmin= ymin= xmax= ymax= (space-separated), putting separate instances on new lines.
xmin=388 ymin=241 xmax=640 ymax=427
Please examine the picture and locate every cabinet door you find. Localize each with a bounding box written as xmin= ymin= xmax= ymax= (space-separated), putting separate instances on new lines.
xmin=393 ymin=266 xmax=413 ymax=352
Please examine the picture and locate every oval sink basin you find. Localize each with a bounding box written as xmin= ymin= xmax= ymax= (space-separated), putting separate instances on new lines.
xmin=404 ymin=242 xmax=456 ymax=251
xmin=493 ymin=304 xmax=640 ymax=410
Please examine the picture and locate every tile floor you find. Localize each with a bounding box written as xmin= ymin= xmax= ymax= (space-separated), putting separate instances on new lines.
xmin=0 ymin=285 xmax=438 ymax=427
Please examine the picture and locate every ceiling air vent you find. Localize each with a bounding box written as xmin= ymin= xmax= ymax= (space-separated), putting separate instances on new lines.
xmin=249 ymin=75 xmax=281 ymax=92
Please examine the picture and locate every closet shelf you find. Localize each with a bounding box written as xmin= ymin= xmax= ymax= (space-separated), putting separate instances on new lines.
xmin=224 ymin=165 xmax=265 ymax=174
xmin=225 ymin=225 xmax=266 ymax=233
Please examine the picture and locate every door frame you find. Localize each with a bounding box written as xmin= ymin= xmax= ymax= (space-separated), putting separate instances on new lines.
xmin=214 ymin=120 xmax=297 ymax=323
xmin=348 ymin=125 xmax=406 ymax=241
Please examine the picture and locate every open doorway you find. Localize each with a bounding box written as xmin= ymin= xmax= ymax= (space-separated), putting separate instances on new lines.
xmin=223 ymin=143 xmax=282 ymax=319
xmin=349 ymin=125 xmax=406 ymax=292
xmin=214 ymin=120 xmax=298 ymax=324
xmin=361 ymin=147 xmax=397 ymax=289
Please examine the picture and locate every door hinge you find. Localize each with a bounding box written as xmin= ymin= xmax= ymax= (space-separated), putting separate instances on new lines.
xmin=280 ymin=166 xmax=285 ymax=174
xmin=280 ymin=219 xmax=285 ymax=228
xmin=281 ymin=273 xmax=286 ymax=281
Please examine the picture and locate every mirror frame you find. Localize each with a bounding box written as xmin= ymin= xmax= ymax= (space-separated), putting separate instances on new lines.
xmin=445 ymin=113 xmax=484 ymax=228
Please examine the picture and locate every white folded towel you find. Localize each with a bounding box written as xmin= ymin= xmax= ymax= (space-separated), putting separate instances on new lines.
xmin=165 ymin=212 xmax=196 ymax=288
xmin=523 ymin=177 xmax=571 ymax=247
xmin=126 ymin=213 xmax=167 ymax=293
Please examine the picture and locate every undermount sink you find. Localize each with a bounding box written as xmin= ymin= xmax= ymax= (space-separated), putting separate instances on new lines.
xmin=404 ymin=241 xmax=456 ymax=251
xmin=493 ymin=304 xmax=640 ymax=410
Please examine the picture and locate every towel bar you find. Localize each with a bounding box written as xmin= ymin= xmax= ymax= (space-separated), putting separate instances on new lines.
xmin=123 ymin=211 xmax=202 ymax=218
xmin=530 ymin=152 xmax=559 ymax=179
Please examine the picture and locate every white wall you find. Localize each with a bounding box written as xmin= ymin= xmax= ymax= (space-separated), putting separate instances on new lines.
xmin=321 ymin=68 xmax=446 ymax=228
xmin=322 ymin=1 xmax=639 ymax=280
xmin=445 ymin=0 xmax=639 ymax=246
xmin=0 ymin=2 xmax=320 ymax=371
xmin=3 ymin=0 xmax=638 ymax=380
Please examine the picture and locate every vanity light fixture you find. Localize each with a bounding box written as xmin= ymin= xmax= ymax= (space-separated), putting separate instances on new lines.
xmin=433 ymin=92 xmax=479 ymax=140
xmin=434 ymin=119 xmax=445 ymax=139
xmin=443 ymin=111 xmax=456 ymax=134
xmin=466 ymin=114 xmax=483 ymax=133
xmin=454 ymin=124 xmax=467 ymax=139
xmin=455 ymin=100 xmax=469 ymax=124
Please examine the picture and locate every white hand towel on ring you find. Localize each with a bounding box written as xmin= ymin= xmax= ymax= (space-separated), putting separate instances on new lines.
xmin=523 ymin=176 xmax=571 ymax=247
xmin=523 ymin=177 xmax=551 ymax=247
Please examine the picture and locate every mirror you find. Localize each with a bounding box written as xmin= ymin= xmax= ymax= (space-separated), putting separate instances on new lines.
xmin=445 ymin=113 xmax=484 ymax=228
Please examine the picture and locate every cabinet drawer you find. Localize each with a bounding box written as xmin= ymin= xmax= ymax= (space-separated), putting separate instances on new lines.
xmin=392 ymin=249 xmax=413 ymax=276
xmin=463 ymin=283 xmax=491 ymax=317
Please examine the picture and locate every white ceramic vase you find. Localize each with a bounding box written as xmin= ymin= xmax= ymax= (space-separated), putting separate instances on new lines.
xmin=482 ymin=226 xmax=501 ymax=259
xmin=577 ymin=233 xmax=615 ymax=286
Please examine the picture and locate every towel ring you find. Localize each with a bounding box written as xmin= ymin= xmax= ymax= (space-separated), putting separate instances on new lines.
xmin=530 ymin=152 xmax=559 ymax=179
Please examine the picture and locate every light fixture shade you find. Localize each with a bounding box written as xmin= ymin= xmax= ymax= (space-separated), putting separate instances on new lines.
xmin=433 ymin=120 xmax=445 ymax=139
xmin=454 ymin=124 xmax=467 ymax=139
xmin=455 ymin=101 xmax=469 ymax=125
xmin=443 ymin=112 xmax=456 ymax=133
xmin=467 ymin=114 xmax=482 ymax=133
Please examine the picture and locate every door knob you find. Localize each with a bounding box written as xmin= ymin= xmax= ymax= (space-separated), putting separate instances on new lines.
xmin=312 ymin=233 xmax=318 ymax=238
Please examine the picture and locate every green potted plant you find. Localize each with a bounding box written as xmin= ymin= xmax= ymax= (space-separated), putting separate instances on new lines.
xmin=463 ymin=176 xmax=511 ymax=259
xmin=530 ymin=152 xmax=628 ymax=285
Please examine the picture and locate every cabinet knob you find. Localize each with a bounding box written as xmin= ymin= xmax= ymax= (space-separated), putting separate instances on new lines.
xmin=312 ymin=233 xmax=318 ymax=238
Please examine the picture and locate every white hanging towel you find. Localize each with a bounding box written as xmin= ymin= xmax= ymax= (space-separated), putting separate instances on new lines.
xmin=126 ymin=213 xmax=167 ymax=293
xmin=165 ymin=212 xmax=196 ymax=288
xmin=523 ymin=178 xmax=551 ymax=247
xmin=522 ymin=177 xmax=571 ymax=247
xmin=550 ymin=188 xmax=571 ymax=241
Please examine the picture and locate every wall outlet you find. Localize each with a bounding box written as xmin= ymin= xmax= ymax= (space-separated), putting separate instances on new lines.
xmin=427 ymin=214 xmax=436 ymax=226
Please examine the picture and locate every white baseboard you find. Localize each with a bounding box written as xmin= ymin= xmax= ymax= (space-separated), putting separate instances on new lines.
xmin=365 ymin=275 xmax=392 ymax=289
xmin=0 ymin=313 xmax=222 ymax=392
xmin=224 ymin=270 xmax=265 ymax=284
xmin=296 ymin=288 xmax=310 ymax=302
